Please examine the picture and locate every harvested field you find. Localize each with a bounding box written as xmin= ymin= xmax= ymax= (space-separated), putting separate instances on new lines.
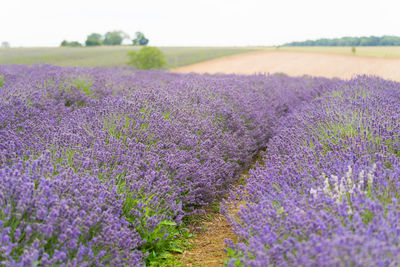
xmin=174 ymin=51 xmax=400 ymax=81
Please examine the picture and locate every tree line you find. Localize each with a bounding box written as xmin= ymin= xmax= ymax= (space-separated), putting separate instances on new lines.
xmin=61 ymin=31 xmax=149 ymax=47
xmin=1 ymin=41 xmax=10 ymax=48
xmin=283 ymin=35 xmax=400 ymax=46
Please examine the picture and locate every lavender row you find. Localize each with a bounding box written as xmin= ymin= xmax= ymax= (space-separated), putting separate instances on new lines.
xmin=226 ymin=76 xmax=400 ymax=266
xmin=0 ymin=65 xmax=335 ymax=265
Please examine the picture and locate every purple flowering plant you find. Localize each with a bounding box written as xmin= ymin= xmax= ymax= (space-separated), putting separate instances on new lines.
xmin=0 ymin=65 xmax=335 ymax=265
xmin=5 ymin=64 xmax=398 ymax=266
xmin=226 ymin=76 xmax=400 ymax=266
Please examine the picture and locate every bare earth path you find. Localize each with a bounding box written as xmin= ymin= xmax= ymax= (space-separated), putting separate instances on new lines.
xmin=179 ymin=207 xmax=237 ymax=266
xmin=177 ymin=154 xmax=263 ymax=267
xmin=173 ymin=50 xmax=400 ymax=81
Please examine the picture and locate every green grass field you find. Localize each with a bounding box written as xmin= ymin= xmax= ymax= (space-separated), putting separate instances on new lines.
xmin=271 ymin=46 xmax=400 ymax=59
xmin=1 ymin=46 xmax=397 ymax=70
xmin=0 ymin=46 xmax=259 ymax=69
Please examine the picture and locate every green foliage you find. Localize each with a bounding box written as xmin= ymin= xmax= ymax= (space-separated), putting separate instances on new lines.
xmin=85 ymin=33 xmax=103 ymax=46
xmin=0 ymin=75 xmax=4 ymax=87
xmin=73 ymin=78 xmax=94 ymax=96
xmin=211 ymin=199 xmax=220 ymax=212
xmin=361 ymin=209 xmax=374 ymax=225
xmin=60 ymin=40 xmax=83 ymax=47
xmin=127 ymin=47 xmax=167 ymax=70
xmin=103 ymin=31 xmax=128 ymax=46
xmin=226 ymin=247 xmax=247 ymax=266
xmin=1 ymin=41 xmax=10 ymax=48
xmin=132 ymin=32 xmax=149 ymax=46
xmin=351 ymin=47 xmax=356 ymax=54
xmin=143 ymin=220 xmax=192 ymax=266
xmin=102 ymin=110 xmax=160 ymax=149
xmin=284 ymin=35 xmax=400 ymax=46
xmin=119 ymin=186 xmax=191 ymax=266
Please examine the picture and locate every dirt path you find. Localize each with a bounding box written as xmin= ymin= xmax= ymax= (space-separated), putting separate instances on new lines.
xmin=179 ymin=189 xmax=246 ymax=267
xmin=178 ymin=153 xmax=264 ymax=267
xmin=173 ymin=50 xmax=400 ymax=81
xmin=179 ymin=207 xmax=238 ymax=267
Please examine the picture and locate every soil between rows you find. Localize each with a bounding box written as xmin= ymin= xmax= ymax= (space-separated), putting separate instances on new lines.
xmin=179 ymin=207 xmax=238 ymax=267
xmin=178 ymin=152 xmax=265 ymax=266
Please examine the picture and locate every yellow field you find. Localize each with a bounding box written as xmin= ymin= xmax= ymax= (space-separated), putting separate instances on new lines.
xmin=174 ymin=50 xmax=400 ymax=82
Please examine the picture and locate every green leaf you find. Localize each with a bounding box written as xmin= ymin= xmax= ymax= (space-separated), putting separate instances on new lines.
xmin=168 ymin=247 xmax=183 ymax=253
xmin=160 ymin=221 xmax=177 ymax=226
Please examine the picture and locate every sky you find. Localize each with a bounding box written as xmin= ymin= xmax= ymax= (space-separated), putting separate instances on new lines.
xmin=1 ymin=0 xmax=400 ymax=47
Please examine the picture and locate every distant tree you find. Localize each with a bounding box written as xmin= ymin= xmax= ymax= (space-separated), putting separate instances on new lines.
xmin=379 ymin=35 xmax=400 ymax=46
xmin=283 ymin=36 xmax=400 ymax=46
xmin=132 ymin=32 xmax=149 ymax=46
xmin=359 ymin=36 xmax=379 ymax=46
xmin=103 ymin=31 xmax=129 ymax=45
xmin=85 ymin=33 xmax=103 ymax=46
xmin=341 ymin=37 xmax=360 ymax=46
xmin=61 ymin=40 xmax=82 ymax=47
xmin=69 ymin=41 xmax=82 ymax=47
xmin=1 ymin=41 xmax=10 ymax=48
xmin=127 ymin=46 xmax=166 ymax=69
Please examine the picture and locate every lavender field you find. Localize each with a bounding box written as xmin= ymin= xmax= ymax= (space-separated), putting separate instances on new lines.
xmin=226 ymin=76 xmax=400 ymax=266
xmin=0 ymin=65 xmax=399 ymax=266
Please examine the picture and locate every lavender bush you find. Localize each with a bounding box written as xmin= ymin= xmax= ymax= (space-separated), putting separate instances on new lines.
xmin=226 ymin=76 xmax=400 ymax=266
xmin=0 ymin=65 xmax=335 ymax=265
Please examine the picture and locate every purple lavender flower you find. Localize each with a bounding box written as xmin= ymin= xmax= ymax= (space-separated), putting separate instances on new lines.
xmin=227 ymin=76 xmax=400 ymax=266
xmin=0 ymin=64 xmax=337 ymax=265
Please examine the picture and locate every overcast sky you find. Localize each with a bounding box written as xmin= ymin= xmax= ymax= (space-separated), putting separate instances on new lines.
xmin=1 ymin=0 xmax=400 ymax=47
